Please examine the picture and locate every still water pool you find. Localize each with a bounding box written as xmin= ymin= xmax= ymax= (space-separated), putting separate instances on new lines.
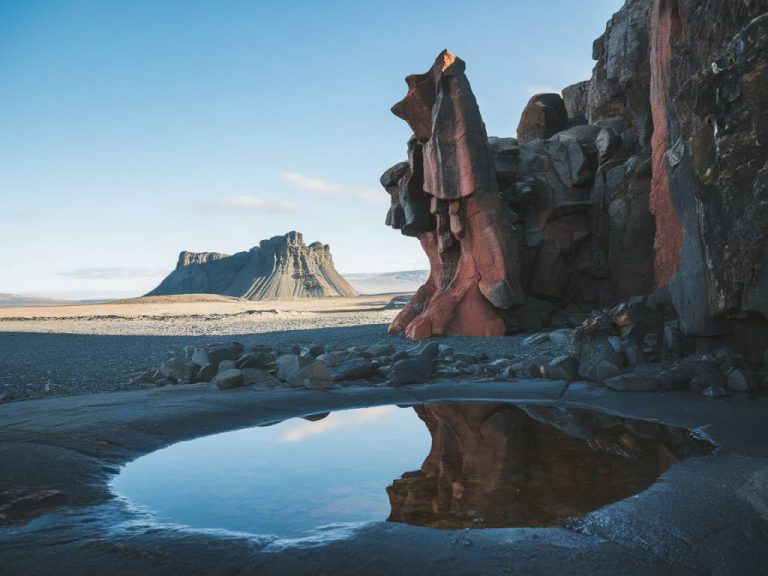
xmin=112 ymin=403 xmax=711 ymax=539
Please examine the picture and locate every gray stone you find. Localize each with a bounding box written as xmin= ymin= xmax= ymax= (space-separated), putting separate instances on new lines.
xmin=236 ymin=351 xmax=274 ymax=369
xmin=190 ymin=347 xmax=210 ymax=367
xmin=702 ymin=384 xmax=729 ymax=398
xmin=308 ymin=344 xmax=326 ymax=357
xmin=331 ymin=358 xmax=376 ymax=381
xmin=545 ymin=355 xmax=579 ymax=381
xmin=726 ymin=368 xmax=762 ymax=392
xmin=367 ymin=344 xmax=396 ymax=357
xmin=548 ymin=329 xmax=572 ymax=346
xmin=287 ymin=361 xmax=334 ymax=390
xmin=195 ymin=363 xmax=216 ymax=383
xmin=316 ymin=351 xmax=350 ymax=368
xmin=276 ymin=354 xmax=300 ymax=381
xmin=218 ymin=360 xmax=237 ymax=374
xmin=604 ymin=373 xmax=657 ymax=392
xmin=212 ymin=369 xmax=244 ymax=391
xmin=240 ymin=369 xmax=280 ymax=388
xmin=157 ymin=357 xmax=197 ymax=384
xmin=206 ymin=343 xmax=244 ymax=367
xmin=389 ymin=346 xmax=438 ymax=386
xmin=690 ymin=371 xmax=726 ymax=393
xmin=595 ymin=359 xmax=622 ymax=381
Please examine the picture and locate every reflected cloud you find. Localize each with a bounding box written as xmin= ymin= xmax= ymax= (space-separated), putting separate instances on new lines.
xmin=280 ymin=406 xmax=397 ymax=443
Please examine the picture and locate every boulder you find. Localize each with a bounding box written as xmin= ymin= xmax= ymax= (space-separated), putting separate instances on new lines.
xmin=287 ymin=361 xmax=334 ymax=390
xmin=276 ymin=354 xmax=300 ymax=381
xmin=213 ymin=369 xmax=244 ymax=390
xmin=517 ymin=93 xmax=569 ymax=144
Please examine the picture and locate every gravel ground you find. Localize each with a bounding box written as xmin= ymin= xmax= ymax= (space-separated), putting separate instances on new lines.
xmin=0 ymin=306 xmax=563 ymax=403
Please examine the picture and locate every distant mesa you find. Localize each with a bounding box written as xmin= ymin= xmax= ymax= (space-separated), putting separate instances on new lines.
xmin=147 ymin=231 xmax=358 ymax=300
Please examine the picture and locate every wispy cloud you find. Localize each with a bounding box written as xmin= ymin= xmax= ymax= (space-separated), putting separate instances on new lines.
xmin=58 ymin=267 xmax=167 ymax=279
xmin=280 ymin=171 xmax=388 ymax=205
xmin=279 ymin=406 xmax=397 ymax=443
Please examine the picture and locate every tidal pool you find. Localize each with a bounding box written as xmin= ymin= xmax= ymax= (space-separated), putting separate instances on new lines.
xmin=112 ymin=403 xmax=712 ymax=539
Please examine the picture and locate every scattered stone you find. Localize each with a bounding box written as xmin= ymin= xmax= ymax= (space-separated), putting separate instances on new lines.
xmin=331 ymin=358 xmax=376 ymax=381
xmin=308 ymin=344 xmax=326 ymax=358
xmin=207 ymin=343 xmax=244 ymax=367
xmin=316 ymin=351 xmax=349 ymax=368
xmin=276 ymin=354 xmax=300 ymax=381
xmin=604 ymin=373 xmax=657 ymax=392
xmin=236 ymin=351 xmax=274 ymax=369
xmin=240 ymin=369 xmax=281 ymax=388
xmin=690 ymin=371 xmax=726 ymax=393
xmin=595 ymin=359 xmax=622 ymax=381
xmin=219 ymin=358 xmax=238 ymax=372
xmin=288 ymin=361 xmax=334 ymax=390
xmin=702 ymin=384 xmax=729 ymax=398
xmin=726 ymin=368 xmax=762 ymax=392
xmin=213 ymin=369 xmax=244 ymax=390
xmin=190 ymin=347 xmax=210 ymax=367
xmin=389 ymin=344 xmax=439 ymax=386
xmin=368 ymin=343 xmax=396 ymax=357
xmin=156 ymin=357 xmax=197 ymax=384
xmin=195 ymin=363 xmax=216 ymax=383
xmin=545 ymin=355 xmax=579 ymax=380
xmin=548 ymin=329 xmax=572 ymax=347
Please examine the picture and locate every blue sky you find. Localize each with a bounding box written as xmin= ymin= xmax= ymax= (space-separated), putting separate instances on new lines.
xmin=1 ymin=0 xmax=622 ymax=297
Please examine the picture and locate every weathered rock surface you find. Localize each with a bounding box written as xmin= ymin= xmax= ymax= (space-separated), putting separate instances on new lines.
xmin=384 ymin=50 xmax=524 ymax=339
xmin=148 ymin=231 xmax=357 ymax=300
xmin=382 ymin=2 xmax=768 ymax=350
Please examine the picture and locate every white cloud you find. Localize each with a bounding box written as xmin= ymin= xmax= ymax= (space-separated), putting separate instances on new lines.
xmin=280 ymin=171 xmax=388 ymax=206
xmin=58 ymin=267 xmax=167 ymax=279
xmin=279 ymin=406 xmax=397 ymax=443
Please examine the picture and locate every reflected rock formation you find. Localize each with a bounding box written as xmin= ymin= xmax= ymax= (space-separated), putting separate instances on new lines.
xmin=382 ymin=50 xmax=524 ymax=339
xmin=386 ymin=403 xmax=711 ymax=529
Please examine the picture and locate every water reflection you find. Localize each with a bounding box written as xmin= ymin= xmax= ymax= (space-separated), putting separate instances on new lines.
xmin=387 ymin=403 xmax=712 ymax=529
xmin=112 ymin=402 xmax=711 ymax=539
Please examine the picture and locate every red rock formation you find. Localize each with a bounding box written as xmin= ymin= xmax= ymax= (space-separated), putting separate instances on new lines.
xmin=385 ymin=51 xmax=524 ymax=339
xmin=649 ymin=0 xmax=684 ymax=287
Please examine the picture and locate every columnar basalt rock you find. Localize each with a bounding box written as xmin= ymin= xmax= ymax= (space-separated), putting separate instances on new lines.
xmin=384 ymin=1 xmax=768 ymax=347
xmin=384 ymin=50 xmax=525 ymax=339
xmin=148 ymin=231 xmax=358 ymax=300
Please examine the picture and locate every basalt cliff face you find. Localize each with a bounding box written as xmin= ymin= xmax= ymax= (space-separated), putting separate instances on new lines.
xmin=147 ymin=232 xmax=357 ymax=300
xmin=383 ymin=0 xmax=768 ymax=346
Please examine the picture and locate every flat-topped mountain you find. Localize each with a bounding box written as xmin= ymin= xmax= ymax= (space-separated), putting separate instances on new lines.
xmin=147 ymin=232 xmax=358 ymax=300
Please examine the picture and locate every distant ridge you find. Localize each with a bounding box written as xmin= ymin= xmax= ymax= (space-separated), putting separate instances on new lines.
xmin=344 ymin=270 xmax=429 ymax=295
xmin=147 ymin=231 xmax=358 ymax=300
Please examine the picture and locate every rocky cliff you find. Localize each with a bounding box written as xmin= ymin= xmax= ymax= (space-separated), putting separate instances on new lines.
xmin=383 ymin=0 xmax=768 ymax=350
xmin=147 ymin=232 xmax=358 ymax=299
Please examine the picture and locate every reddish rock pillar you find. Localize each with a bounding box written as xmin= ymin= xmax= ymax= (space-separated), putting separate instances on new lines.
xmin=383 ymin=51 xmax=524 ymax=339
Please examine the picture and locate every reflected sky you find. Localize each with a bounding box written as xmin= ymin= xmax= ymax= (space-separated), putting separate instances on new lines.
xmin=112 ymin=406 xmax=429 ymax=538
xmin=113 ymin=402 xmax=711 ymax=539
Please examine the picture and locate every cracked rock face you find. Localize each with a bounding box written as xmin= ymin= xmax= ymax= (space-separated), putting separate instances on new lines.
xmin=384 ymin=1 xmax=768 ymax=345
xmin=384 ymin=50 xmax=525 ymax=340
xmin=147 ymin=231 xmax=358 ymax=300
